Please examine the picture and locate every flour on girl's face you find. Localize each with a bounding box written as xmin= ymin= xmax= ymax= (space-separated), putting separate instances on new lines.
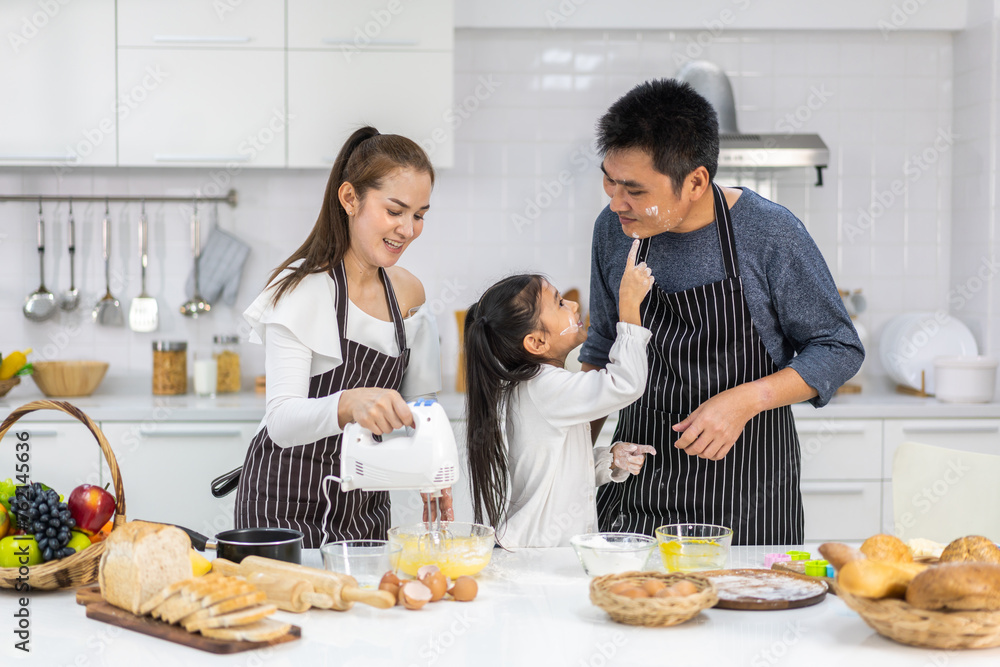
xmin=559 ymin=313 xmax=580 ymax=336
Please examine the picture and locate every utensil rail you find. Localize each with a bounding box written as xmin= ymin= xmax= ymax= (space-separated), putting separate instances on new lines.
xmin=0 ymin=189 xmax=238 ymax=208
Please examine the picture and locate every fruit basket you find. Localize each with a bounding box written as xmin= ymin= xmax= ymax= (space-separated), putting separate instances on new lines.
xmin=836 ymin=585 xmax=1000 ymax=650
xmin=0 ymin=400 xmax=126 ymax=590
xmin=0 ymin=378 xmax=20 ymax=399
xmin=589 ymin=571 xmax=717 ymax=627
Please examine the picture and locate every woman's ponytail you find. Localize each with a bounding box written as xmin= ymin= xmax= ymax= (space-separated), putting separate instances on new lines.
xmin=464 ymin=274 xmax=546 ymax=542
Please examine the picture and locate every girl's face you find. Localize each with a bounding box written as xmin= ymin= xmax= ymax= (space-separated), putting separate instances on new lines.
xmin=532 ymin=280 xmax=586 ymax=363
xmin=341 ymin=167 xmax=433 ymax=269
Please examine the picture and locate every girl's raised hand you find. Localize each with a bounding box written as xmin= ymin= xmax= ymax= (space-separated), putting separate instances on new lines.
xmin=618 ymin=239 xmax=655 ymax=326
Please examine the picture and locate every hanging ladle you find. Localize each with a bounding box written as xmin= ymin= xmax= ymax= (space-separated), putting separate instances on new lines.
xmin=180 ymin=200 xmax=210 ymax=318
xmin=59 ymin=198 xmax=79 ymax=311
xmin=23 ymin=199 xmax=58 ymax=322
xmin=93 ymin=199 xmax=125 ymax=327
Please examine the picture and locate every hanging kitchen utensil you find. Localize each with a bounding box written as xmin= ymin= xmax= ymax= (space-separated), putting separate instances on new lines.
xmin=180 ymin=201 xmax=210 ymax=318
xmin=59 ymin=198 xmax=79 ymax=312
xmin=23 ymin=199 xmax=58 ymax=322
xmin=93 ymin=200 xmax=125 ymax=327
xmin=128 ymin=201 xmax=158 ymax=332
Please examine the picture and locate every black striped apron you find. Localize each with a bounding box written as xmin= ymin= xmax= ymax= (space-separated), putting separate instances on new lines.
xmin=596 ymin=183 xmax=803 ymax=546
xmin=234 ymin=262 xmax=410 ymax=548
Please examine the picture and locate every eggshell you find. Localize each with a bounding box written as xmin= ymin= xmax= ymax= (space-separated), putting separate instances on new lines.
xmin=449 ymin=576 xmax=478 ymax=602
xmin=417 ymin=564 xmax=441 ymax=580
xmin=608 ymin=581 xmax=636 ymax=595
xmin=671 ymin=580 xmax=698 ymax=596
xmin=421 ymin=570 xmax=449 ymax=602
xmin=399 ymin=581 xmax=433 ymax=610
xmin=654 ymin=586 xmax=677 ymax=598
xmin=616 ymin=586 xmax=649 ymax=599
xmin=379 ymin=571 xmax=401 ymax=600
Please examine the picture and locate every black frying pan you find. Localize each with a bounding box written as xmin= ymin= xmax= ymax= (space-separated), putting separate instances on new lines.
xmin=174 ymin=526 xmax=303 ymax=564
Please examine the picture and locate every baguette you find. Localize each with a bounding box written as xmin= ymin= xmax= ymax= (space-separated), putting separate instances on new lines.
xmin=837 ymin=559 xmax=926 ymax=599
xmin=940 ymin=536 xmax=1000 ymax=565
xmin=98 ymin=521 xmax=193 ymax=615
xmin=199 ymin=618 xmax=292 ymax=642
xmin=906 ymin=562 xmax=1000 ymax=611
xmin=860 ymin=534 xmax=913 ymax=563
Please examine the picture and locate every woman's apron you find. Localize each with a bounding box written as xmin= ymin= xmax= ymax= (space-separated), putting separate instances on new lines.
xmin=596 ymin=183 xmax=803 ymax=546
xmin=234 ymin=262 xmax=410 ymax=548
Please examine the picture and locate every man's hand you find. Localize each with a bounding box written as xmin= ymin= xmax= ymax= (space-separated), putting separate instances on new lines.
xmin=611 ymin=442 xmax=657 ymax=474
xmin=672 ymin=385 xmax=759 ymax=460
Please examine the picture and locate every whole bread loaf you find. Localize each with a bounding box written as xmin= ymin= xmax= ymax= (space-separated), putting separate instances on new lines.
xmin=905 ymin=562 xmax=1000 ymax=611
xmin=98 ymin=521 xmax=193 ymax=614
xmin=940 ymin=536 xmax=1000 ymax=565
xmin=860 ymin=534 xmax=913 ymax=563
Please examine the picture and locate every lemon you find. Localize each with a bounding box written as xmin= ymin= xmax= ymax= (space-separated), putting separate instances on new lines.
xmin=189 ymin=549 xmax=212 ymax=576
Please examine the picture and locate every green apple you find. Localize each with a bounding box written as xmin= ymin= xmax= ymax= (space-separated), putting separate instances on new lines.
xmin=0 ymin=535 xmax=42 ymax=568
xmin=66 ymin=531 xmax=92 ymax=554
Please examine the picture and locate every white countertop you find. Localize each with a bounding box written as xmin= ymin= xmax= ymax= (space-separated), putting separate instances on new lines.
xmin=2 ymin=546 xmax=998 ymax=666
xmin=2 ymin=375 xmax=1000 ymax=423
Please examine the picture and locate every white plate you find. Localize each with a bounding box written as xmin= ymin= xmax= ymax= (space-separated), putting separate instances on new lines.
xmin=879 ymin=312 xmax=978 ymax=393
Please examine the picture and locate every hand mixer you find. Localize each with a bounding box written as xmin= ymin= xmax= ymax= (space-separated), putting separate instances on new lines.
xmin=322 ymin=398 xmax=459 ymax=547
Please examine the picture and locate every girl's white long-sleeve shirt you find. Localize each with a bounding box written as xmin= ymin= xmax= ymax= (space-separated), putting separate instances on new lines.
xmin=499 ymin=322 xmax=651 ymax=548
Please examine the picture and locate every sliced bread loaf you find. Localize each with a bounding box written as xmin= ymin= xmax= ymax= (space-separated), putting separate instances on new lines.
xmin=98 ymin=521 xmax=193 ymax=615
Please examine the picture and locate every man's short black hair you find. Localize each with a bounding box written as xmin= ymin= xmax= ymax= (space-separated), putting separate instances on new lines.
xmin=597 ymin=78 xmax=720 ymax=195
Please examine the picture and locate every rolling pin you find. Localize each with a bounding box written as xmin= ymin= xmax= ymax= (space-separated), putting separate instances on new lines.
xmin=215 ymin=556 xmax=396 ymax=610
xmin=211 ymin=560 xmax=335 ymax=612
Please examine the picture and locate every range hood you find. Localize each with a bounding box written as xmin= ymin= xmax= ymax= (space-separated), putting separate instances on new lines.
xmin=676 ymin=61 xmax=829 ymax=185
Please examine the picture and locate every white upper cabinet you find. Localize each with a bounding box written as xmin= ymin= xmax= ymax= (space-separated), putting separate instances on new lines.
xmin=117 ymin=49 xmax=286 ymax=167
xmin=0 ymin=0 xmax=117 ymax=166
xmin=287 ymin=50 xmax=453 ymax=168
xmin=288 ymin=0 xmax=453 ymax=51
xmin=117 ymin=0 xmax=284 ymax=49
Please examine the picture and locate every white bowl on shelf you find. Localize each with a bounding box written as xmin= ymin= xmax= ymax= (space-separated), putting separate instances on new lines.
xmin=934 ymin=356 xmax=998 ymax=403
xmin=879 ymin=313 xmax=978 ymax=393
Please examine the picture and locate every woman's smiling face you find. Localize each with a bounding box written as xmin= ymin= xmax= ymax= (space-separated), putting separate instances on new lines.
xmin=344 ymin=167 xmax=433 ymax=268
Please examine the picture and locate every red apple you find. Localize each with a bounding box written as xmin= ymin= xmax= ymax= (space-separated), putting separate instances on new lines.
xmin=67 ymin=484 xmax=116 ymax=535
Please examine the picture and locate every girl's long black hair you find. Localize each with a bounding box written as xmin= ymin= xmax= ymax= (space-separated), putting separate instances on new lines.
xmin=464 ymin=274 xmax=547 ymax=542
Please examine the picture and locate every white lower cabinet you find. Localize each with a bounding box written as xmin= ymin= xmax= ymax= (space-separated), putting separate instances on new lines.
xmin=800 ymin=481 xmax=882 ymax=542
xmin=0 ymin=421 xmax=104 ymax=496
xmin=98 ymin=421 xmax=258 ymax=537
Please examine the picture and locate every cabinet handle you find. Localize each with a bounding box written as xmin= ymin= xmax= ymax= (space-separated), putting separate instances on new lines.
xmin=139 ymin=429 xmax=245 ymax=438
xmin=153 ymin=35 xmax=252 ymax=44
xmin=153 ymin=155 xmax=251 ymax=163
xmin=21 ymin=429 xmax=59 ymax=437
xmin=902 ymin=425 xmax=1000 ymax=434
xmin=800 ymin=483 xmax=866 ymax=495
xmin=320 ymin=38 xmax=419 ymax=46
xmin=796 ymin=426 xmax=867 ymax=435
xmin=0 ymin=155 xmax=78 ymax=162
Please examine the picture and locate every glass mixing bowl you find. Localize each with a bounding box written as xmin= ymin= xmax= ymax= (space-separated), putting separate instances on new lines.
xmin=655 ymin=523 xmax=733 ymax=572
xmin=387 ymin=522 xmax=495 ymax=578
xmin=569 ymin=532 xmax=657 ymax=576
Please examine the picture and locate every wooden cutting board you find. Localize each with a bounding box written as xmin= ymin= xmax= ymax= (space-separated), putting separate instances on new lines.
xmin=697 ymin=569 xmax=829 ymax=611
xmin=75 ymin=585 xmax=301 ymax=654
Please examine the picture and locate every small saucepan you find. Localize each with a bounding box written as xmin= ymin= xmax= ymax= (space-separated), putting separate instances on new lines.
xmin=174 ymin=526 xmax=304 ymax=564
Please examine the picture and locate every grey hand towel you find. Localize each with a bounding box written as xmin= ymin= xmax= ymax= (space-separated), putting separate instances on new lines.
xmin=185 ymin=227 xmax=251 ymax=307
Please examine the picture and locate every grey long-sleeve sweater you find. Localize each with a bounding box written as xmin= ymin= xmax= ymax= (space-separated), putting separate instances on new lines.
xmin=578 ymin=187 xmax=864 ymax=408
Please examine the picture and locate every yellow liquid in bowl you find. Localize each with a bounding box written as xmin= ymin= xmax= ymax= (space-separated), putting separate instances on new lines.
xmin=659 ymin=540 xmax=728 ymax=572
xmin=393 ymin=536 xmax=492 ymax=578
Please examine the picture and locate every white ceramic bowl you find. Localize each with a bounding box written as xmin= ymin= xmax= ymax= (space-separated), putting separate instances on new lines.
xmin=934 ymin=356 xmax=998 ymax=403
xmin=879 ymin=313 xmax=978 ymax=393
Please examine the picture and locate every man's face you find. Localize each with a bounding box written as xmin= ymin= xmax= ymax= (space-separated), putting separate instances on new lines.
xmin=601 ymin=148 xmax=696 ymax=238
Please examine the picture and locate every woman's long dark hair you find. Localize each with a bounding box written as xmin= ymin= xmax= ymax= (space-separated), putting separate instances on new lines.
xmin=464 ymin=274 xmax=547 ymax=542
xmin=268 ymin=126 xmax=435 ymax=304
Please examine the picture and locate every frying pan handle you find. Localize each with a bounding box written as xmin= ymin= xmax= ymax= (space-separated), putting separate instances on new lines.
xmin=167 ymin=524 xmax=216 ymax=552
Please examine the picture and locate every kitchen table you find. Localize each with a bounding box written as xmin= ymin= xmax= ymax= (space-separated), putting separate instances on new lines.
xmin=1 ymin=546 xmax=998 ymax=666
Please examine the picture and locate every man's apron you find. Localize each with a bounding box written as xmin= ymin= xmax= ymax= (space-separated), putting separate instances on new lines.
xmin=234 ymin=262 xmax=410 ymax=548
xmin=596 ymin=183 xmax=804 ymax=546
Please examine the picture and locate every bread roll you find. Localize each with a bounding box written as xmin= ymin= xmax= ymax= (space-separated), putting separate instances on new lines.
xmin=837 ymin=559 xmax=926 ymax=599
xmin=860 ymin=534 xmax=913 ymax=563
xmin=906 ymin=562 xmax=1000 ymax=611
xmin=940 ymin=536 xmax=1000 ymax=565
xmin=98 ymin=521 xmax=193 ymax=615
xmin=819 ymin=542 xmax=865 ymax=570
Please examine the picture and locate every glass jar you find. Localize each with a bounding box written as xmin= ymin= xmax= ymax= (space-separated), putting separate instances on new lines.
xmin=213 ymin=335 xmax=241 ymax=394
xmin=152 ymin=341 xmax=187 ymax=395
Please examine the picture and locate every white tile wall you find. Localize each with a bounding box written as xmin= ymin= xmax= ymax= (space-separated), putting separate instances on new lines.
xmin=0 ymin=28 xmax=969 ymax=394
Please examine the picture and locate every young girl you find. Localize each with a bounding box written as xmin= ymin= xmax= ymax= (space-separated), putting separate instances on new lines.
xmin=464 ymin=240 xmax=657 ymax=547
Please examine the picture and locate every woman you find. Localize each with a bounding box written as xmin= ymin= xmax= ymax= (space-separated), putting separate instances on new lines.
xmin=233 ymin=127 xmax=447 ymax=548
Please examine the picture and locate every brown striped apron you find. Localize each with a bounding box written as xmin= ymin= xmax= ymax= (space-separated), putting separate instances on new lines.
xmin=234 ymin=262 xmax=410 ymax=548
xmin=596 ymin=182 xmax=803 ymax=546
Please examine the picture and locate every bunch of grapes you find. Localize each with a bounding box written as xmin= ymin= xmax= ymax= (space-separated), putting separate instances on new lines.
xmin=9 ymin=483 xmax=77 ymax=561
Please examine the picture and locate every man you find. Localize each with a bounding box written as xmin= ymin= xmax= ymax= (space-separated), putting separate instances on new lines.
xmin=579 ymin=79 xmax=864 ymax=545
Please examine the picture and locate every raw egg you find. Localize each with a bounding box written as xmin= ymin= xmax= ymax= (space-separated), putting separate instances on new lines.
xmin=449 ymin=576 xmax=478 ymax=602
